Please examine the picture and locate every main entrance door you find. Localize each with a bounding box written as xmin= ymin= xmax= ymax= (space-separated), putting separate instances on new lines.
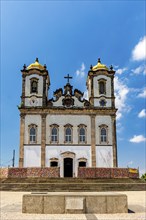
xmin=64 ymin=158 xmax=73 ymax=177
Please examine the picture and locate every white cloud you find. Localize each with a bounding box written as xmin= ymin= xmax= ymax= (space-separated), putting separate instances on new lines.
xmin=114 ymin=65 xmax=119 ymax=69
xmin=132 ymin=36 xmax=146 ymax=61
xmin=114 ymin=76 xmax=130 ymax=120
xmin=116 ymin=122 xmax=124 ymax=133
xmin=131 ymin=65 xmax=146 ymax=75
xmin=138 ymin=88 xmax=146 ymax=98
xmin=116 ymin=67 xmax=127 ymax=75
xmin=139 ymin=168 xmax=146 ymax=176
xmin=76 ymin=63 xmax=85 ymax=78
xmin=138 ymin=109 xmax=146 ymax=118
xmin=127 ymin=161 xmax=133 ymax=165
xmin=129 ymin=135 xmax=146 ymax=143
xmin=83 ymin=90 xmax=88 ymax=100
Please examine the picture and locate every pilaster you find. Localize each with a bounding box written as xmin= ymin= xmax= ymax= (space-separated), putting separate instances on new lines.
xmin=112 ymin=115 xmax=118 ymax=167
xmin=19 ymin=113 xmax=25 ymax=167
xmin=111 ymin=76 xmax=115 ymax=108
xmin=21 ymin=75 xmax=26 ymax=105
xmin=91 ymin=114 xmax=96 ymax=167
xmin=41 ymin=114 xmax=46 ymax=167
xmin=43 ymin=76 xmax=47 ymax=106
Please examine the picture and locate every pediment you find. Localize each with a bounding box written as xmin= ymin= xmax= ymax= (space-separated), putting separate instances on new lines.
xmin=61 ymin=151 xmax=76 ymax=156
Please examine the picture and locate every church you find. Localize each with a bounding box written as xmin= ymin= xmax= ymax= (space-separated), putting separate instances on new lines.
xmin=19 ymin=58 xmax=118 ymax=178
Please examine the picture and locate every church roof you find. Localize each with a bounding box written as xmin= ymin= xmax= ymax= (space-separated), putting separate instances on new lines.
xmin=92 ymin=58 xmax=109 ymax=71
xmin=27 ymin=58 xmax=45 ymax=70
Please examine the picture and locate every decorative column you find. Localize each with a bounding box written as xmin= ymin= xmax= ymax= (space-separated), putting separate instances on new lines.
xmin=111 ymin=76 xmax=115 ymax=108
xmin=21 ymin=75 xmax=26 ymax=105
xmin=91 ymin=114 xmax=96 ymax=167
xmin=112 ymin=115 xmax=118 ymax=167
xmin=19 ymin=113 xmax=25 ymax=168
xmin=41 ymin=114 xmax=46 ymax=167
xmin=43 ymin=75 xmax=47 ymax=107
xmin=90 ymin=75 xmax=94 ymax=106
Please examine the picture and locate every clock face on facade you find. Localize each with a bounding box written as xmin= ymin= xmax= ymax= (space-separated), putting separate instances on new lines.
xmin=30 ymin=96 xmax=38 ymax=106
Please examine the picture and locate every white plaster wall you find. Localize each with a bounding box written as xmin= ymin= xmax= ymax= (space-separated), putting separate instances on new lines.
xmin=87 ymin=78 xmax=91 ymax=99
xmin=93 ymin=75 xmax=111 ymax=97
xmin=91 ymin=75 xmax=112 ymax=107
xmin=24 ymin=145 xmax=41 ymax=167
xmin=24 ymin=115 xmax=42 ymax=144
xmin=95 ymin=116 xmax=112 ymax=145
xmin=25 ymin=98 xmax=42 ymax=107
xmin=96 ymin=146 xmax=113 ymax=167
xmin=46 ymin=145 xmax=91 ymax=177
xmin=53 ymin=97 xmax=63 ymax=106
xmin=94 ymin=99 xmax=111 ymax=107
xmin=53 ymin=96 xmax=84 ymax=107
xmin=74 ymin=97 xmax=85 ymax=107
xmin=46 ymin=115 xmax=91 ymax=144
xmin=25 ymin=74 xmax=43 ymax=96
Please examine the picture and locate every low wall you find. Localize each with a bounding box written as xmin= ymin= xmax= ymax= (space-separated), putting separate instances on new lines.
xmin=0 ymin=167 xmax=139 ymax=178
xmin=0 ymin=168 xmax=9 ymax=178
xmin=0 ymin=167 xmax=60 ymax=178
xmin=78 ymin=168 xmax=139 ymax=178
xmin=22 ymin=192 xmax=128 ymax=214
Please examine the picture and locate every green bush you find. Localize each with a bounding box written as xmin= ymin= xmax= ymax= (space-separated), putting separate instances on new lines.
xmin=141 ymin=173 xmax=146 ymax=181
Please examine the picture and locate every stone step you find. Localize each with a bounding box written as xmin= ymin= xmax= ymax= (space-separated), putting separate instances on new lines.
xmin=0 ymin=177 xmax=143 ymax=183
xmin=1 ymin=182 xmax=146 ymax=192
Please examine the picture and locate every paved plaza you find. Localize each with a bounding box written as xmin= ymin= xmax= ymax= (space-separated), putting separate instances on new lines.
xmin=1 ymin=191 xmax=146 ymax=220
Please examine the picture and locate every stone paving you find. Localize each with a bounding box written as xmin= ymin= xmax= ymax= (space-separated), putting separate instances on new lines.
xmin=0 ymin=191 xmax=146 ymax=220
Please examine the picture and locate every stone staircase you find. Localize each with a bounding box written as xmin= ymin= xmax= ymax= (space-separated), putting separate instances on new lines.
xmin=0 ymin=178 xmax=146 ymax=192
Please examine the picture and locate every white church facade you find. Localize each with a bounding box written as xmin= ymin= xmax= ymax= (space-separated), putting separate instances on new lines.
xmin=19 ymin=58 xmax=118 ymax=177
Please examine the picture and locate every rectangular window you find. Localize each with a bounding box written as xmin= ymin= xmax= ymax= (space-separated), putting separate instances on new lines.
xmin=30 ymin=135 xmax=36 ymax=142
xmin=66 ymin=135 xmax=71 ymax=142
xmin=101 ymin=135 xmax=106 ymax=142
xmin=79 ymin=135 xmax=85 ymax=142
xmin=51 ymin=135 xmax=57 ymax=142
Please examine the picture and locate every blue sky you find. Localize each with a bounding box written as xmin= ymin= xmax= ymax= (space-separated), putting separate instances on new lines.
xmin=1 ymin=1 xmax=146 ymax=174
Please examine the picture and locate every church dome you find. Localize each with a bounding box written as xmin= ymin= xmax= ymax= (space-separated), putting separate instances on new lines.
xmin=92 ymin=58 xmax=108 ymax=71
xmin=27 ymin=58 xmax=45 ymax=70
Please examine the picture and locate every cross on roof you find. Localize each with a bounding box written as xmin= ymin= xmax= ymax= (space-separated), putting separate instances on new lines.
xmin=64 ymin=74 xmax=73 ymax=84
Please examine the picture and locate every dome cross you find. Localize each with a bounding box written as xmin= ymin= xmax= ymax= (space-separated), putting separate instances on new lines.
xmin=64 ymin=74 xmax=73 ymax=84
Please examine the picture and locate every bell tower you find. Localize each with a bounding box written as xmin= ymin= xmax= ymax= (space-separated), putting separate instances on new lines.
xmin=21 ymin=58 xmax=50 ymax=108
xmin=87 ymin=58 xmax=115 ymax=108
xmin=87 ymin=58 xmax=118 ymax=167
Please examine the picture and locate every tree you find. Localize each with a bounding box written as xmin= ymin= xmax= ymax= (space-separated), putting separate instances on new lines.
xmin=141 ymin=173 xmax=146 ymax=181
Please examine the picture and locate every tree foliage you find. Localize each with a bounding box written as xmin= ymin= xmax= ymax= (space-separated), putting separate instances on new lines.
xmin=141 ymin=173 xmax=146 ymax=181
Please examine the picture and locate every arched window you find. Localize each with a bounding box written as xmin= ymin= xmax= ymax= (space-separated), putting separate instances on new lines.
xmin=64 ymin=125 xmax=73 ymax=143
xmin=78 ymin=124 xmax=87 ymax=144
xmin=78 ymin=125 xmax=87 ymax=143
xmin=50 ymin=124 xmax=59 ymax=143
xmin=101 ymin=128 xmax=107 ymax=142
xmin=51 ymin=127 xmax=58 ymax=142
xmin=65 ymin=127 xmax=72 ymax=143
xmin=29 ymin=125 xmax=37 ymax=143
xmin=99 ymin=81 xmax=106 ymax=94
xmin=30 ymin=79 xmax=38 ymax=93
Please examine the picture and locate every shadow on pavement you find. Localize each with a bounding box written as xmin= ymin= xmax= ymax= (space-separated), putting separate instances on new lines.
xmin=85 ymin=214 xmax=98 ymax=220
xmin=128 ymin=209 xmax=135 ymax=213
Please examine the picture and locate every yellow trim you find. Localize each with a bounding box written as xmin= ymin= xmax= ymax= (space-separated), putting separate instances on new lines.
xmin=129 ymin=168 xmax=138 ymax=174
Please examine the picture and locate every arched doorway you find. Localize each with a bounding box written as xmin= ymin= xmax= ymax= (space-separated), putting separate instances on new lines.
xmin=64 ymin=158 xmax=73 ymax=177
